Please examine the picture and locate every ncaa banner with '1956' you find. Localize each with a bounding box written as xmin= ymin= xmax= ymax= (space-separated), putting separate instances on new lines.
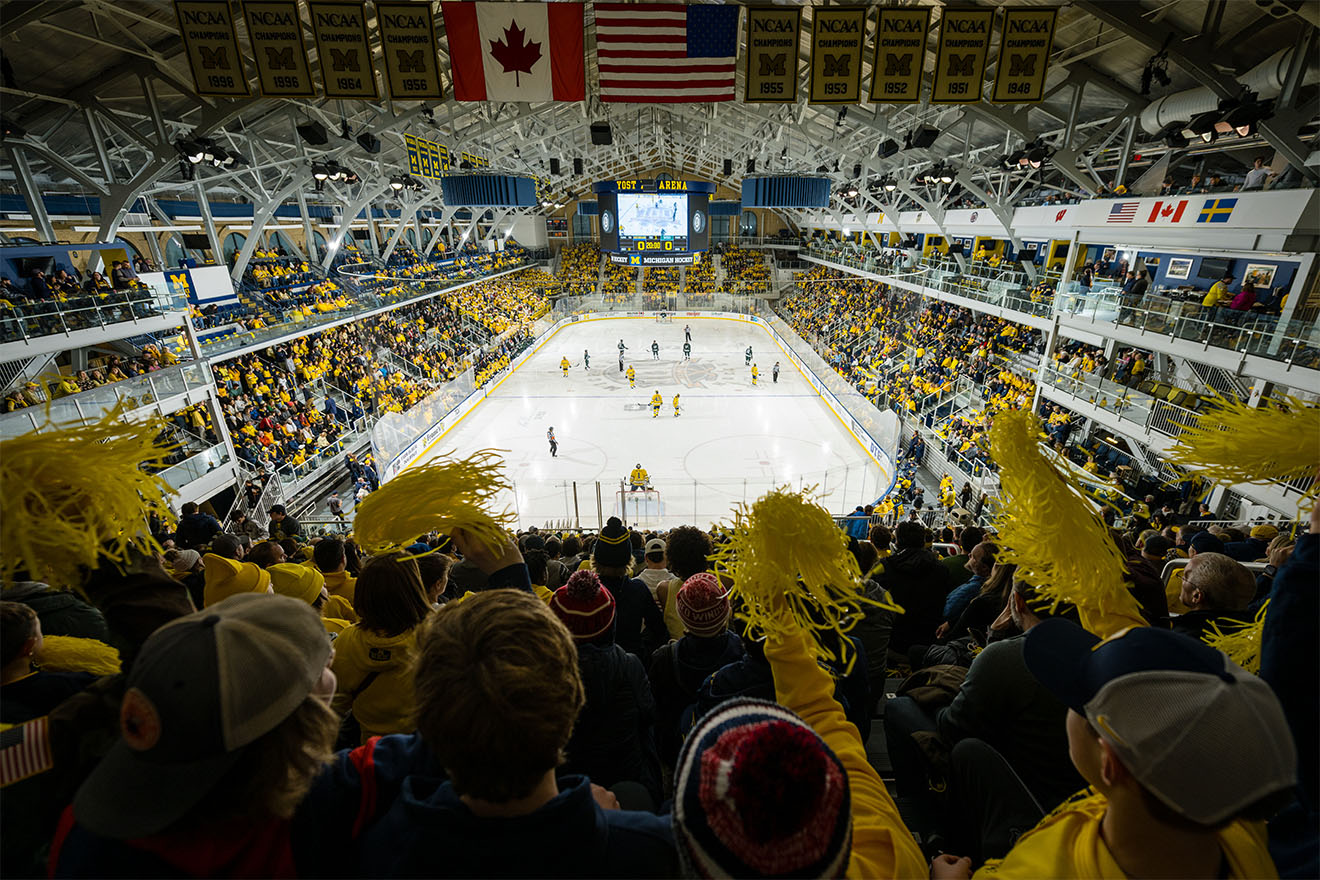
xmin=243 ymin=0 xmax=315 ymax=97
xmin=930 ymin=7 xmax=993 ymax=104
xmin=175 ymin=0 xmax=250 ymax=96
xmin=809 ymin=6 xmax=865 ymax=105
xmin=744 ymin=6 xmax=801 ymax=104
xmin=869 ymin=6 xmax=930 ymax=104
xmin=308 ymin=1 xmax=378 ymax=98
xmin=376 ymin=1 xmax=445 ymax=100
xmin=992 ymin=7 xmax=1056 ymax=103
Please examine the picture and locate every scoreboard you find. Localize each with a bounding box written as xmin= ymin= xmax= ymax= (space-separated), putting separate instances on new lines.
xmin=593 ymin=179 xmax=713 ymax=266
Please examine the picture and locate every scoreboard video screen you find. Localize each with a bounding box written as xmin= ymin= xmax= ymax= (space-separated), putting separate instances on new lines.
xmin=593 ymin=179 xmax=714 ymax=266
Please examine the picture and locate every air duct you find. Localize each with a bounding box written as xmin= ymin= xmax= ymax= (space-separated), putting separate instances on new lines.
xmin=1140 ymin=47 xmax=1320 ymax=134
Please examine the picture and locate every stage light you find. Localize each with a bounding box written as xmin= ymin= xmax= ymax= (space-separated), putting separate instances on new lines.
xmin=883 ymin=178 xmax=897 ymax=192
xmin=1182 ymin=111 xmax=1219 ymax=144
xmin=312 ymin=163 xmax=329 ymax=181
xmin=390 ymin=176 xmax=405 ymax=191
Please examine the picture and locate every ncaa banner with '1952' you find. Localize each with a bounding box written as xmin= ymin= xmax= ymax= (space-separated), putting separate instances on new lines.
xmin=744 ymin=6 xmax=801 ymax=104
xmin=243 ymin=0 xmax=315 ymax=97
xmin=809 ymin=6 xmax=865 ymax=105
xmin=175 ymin=0 xmax=250 ymax=96
xmin=992 ymin=7 xmax=1056 ymax=103
xmin=869 ymin=6 xmax=930 ymax=104
xmin=376 ymin=1 xmax=445 ymax=100
xmin=930 ymin=7 xmax=993 ymax=104
xmin=308 ymin=1 xmax=378 ymax=98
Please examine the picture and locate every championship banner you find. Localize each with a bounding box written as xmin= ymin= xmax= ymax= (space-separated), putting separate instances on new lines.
xmin=376 ymin=1 xmax=445 ymax=100
xmin=744 ymin=6 xmax=800 ymax=104
xmin=869 ymin=6 xmax=929 ymax=104
xmin=809 ymin=7 xmax=865 ymax=105
xmin=308 ymin=1 xmax=377 ymax=98
xmin=243 ymin=0 xmax=315 ymax=97
xmin=991 ymin=7 xmax=1055 ymax=103
xmin=175 ymin=1 xmax=250 ymax=96
xmin=930 ymin=7 xmax=993 ymax=104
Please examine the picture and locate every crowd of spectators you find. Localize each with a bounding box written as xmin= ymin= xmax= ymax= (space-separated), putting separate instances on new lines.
xmin=554 ymin=243 xmax=601 ymax=296
xmin=719 ymin=244 xmax=770 ymax=294
xmin=2 ymin=345 xmax=185 ymax=413
xmin=602 ymin=262 xmax=636 ymax=305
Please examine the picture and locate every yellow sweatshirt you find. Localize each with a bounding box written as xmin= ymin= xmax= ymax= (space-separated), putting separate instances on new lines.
xmin=320 ymin=569 xmax=357 ymax=605
xmin=973 ymin=790 xmax=1275 ymax=879
xmin=764 ymin=623 xmax=927 ymax=880
xmin=332 ymin=625 xmax=421 ymax=742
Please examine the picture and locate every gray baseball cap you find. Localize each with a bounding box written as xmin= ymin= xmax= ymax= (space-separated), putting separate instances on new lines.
xmin=74 ymin=593 xmax=331 ymax=838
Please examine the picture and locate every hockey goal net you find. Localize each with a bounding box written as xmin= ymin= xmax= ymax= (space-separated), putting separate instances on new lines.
xmin=655 ymin=313 xmax=673 ymax=323
xmin=615 ymin=487 xmax=663 ymax=525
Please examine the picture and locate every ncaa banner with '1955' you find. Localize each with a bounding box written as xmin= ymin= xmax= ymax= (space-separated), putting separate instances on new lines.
xmin=175 ymin=0 xmax=250 ymax=96
xmin=744 ymin=6 xmax=801 ymax=104
xmin=243 ymin=0 xmax=316 ymax=97
xmin=869 ymin=6 xmax=930 ymax=104
xmin=992 ymin=7 xmax=1056 ymax=103
xmin=930 ymin=7 xmax=993 ymax=104
xmin=809 ymin=6 xmax=865 ymax=105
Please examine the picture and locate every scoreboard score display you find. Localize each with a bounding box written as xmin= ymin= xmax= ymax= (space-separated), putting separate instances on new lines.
xmin=594 ymin=179 xmax=714 ymax=266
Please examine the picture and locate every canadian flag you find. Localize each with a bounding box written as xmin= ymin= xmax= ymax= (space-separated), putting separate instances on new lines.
xmin=1146 ymin=199 xmax=1189 ymax=223
xmin=442 ymin=2 xmax=585 ymax=103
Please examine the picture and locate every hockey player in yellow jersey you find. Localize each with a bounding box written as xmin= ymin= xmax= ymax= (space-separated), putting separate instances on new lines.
xmin=672 ymin=392 xmax=681 ymax=417
xmin=626 ymin=365 xmax=636 ymax=388
xmin=629 ymin=463 xmax=649 ymax=490
xmin=751 ymin=363 xmax=759 ymax=386
xmin=560 ymin=356 xmax=570 ymax=377
xmin=650 ymin=390 xmax=663 ymax=418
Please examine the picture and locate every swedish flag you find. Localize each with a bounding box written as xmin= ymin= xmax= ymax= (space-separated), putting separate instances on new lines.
xmin=1197 ymin=198 xmax=1237 ymax=223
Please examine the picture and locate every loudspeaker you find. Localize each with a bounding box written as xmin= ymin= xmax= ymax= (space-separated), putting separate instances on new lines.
xmin=573 ymin=157 xmax=583 ymax=175
xmin=357 ymin=132 xmax=381 ymax=154
xmin=723 ymin=159 xmax=732 ymax=176
xmin=910 ymin=125 xmax=940 ymax=149
xmin=852 ymin=163 xmax=861 ymax=179
xmin=877 ymin=138 xmax=899 ymax=158
xmin=590 ymin=122 xmax=612 ymax=145
xmin=549 ymin=158 xmax=560 ymax=175
xmin=746 ymin=158 xmax=756 ymax=174
xmin=296 ymin=121 xmax=328 ymax=145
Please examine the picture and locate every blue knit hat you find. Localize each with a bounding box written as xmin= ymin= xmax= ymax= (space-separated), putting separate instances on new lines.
xmin=673 ymin=698 xmax=851 ymax=878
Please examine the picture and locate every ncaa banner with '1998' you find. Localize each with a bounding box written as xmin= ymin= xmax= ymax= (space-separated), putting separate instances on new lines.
xmin=744 ymin=6 xmax=800 ymax=104
xmin=175 ymin=0 xmax=250 ymax=96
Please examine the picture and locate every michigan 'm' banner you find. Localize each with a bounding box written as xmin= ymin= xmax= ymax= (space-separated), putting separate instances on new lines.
xmin=243 ymin=0 xmax=315 ymax=97
xmin=809 ymin=7 xmax=864 ymax=104
xmin=175 ymin=1 xmax=249 ymax=96
xmin=930 ymin=7 xmax=993 ymax=104
xmin=377 ymin=1 xmax=444 ymax=100
xmin=744 ymin=6 xmax=800 ymax=104
xmin=992 ymin=7 xmax=1055 ymax=103
xmin=309 ymin=1 xmax=377 ymax=98
xmin=869 ymin=6 xmax=929 ymax=104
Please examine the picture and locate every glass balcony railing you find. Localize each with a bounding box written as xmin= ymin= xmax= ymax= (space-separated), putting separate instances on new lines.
xmin=0 ymin=277 xmax=187 ymax=344
xmin=158 ymin=442 xmax=231 ymax=490
xmin=1038 ymin=364 xmax=1203 ymax=439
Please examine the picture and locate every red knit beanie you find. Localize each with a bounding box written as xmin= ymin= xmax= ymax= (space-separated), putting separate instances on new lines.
xmin=676 ymin=572 xmax=731 ymax=637
xmin=550 ymin=569 xmax=616 ymax=641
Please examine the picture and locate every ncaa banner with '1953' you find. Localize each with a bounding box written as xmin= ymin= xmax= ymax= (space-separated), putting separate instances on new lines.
xmin=992 ymin=7 xmax=1056 ymax=103
xmin=243 ymin=0 xmax=315 ymax=97
xmin=175 ymin=0 xmax=250 ymax=96
xmin=930 ymin=7 xmax=993 ymax=104
xmin=809 ymin=6 xmax=865 ymax=105
xmin=308 ymin=1 xmax=378 ymax=98
xmin=869 ymin=6 xmax=930 ymax=104
xmin=744 ymin=6 xmax=800 ymax=104
xmin=376 ymin=1 xmax=445 ymax=100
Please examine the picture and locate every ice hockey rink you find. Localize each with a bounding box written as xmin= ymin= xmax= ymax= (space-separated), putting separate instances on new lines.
xmin=409 ymin=317 xmax=894 ymax=529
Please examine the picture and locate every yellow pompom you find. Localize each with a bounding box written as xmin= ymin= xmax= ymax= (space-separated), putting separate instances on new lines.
xmin=1167 ymin=395 xmax=1320 ymax=499
xmin=1202 ymin=601 xmax=1267 ymax=674
xmin=710 ymin=487 xmax=901 ymax=674
xmin=353 ymin=449 xmax=515 ymax=556
xmin=38 ymin=634 xmax=121 ymax=676
xmin=989 ymin=410 xmax=1142 ymax=636
xmin=0 ymin=403 xmax=176 ymax=590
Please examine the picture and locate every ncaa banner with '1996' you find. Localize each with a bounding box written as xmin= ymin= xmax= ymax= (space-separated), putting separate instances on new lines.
xmin=744 ymin=6 xmax=800 ymax=104
xmin=243 ymin=0 xmax=316 ymax=97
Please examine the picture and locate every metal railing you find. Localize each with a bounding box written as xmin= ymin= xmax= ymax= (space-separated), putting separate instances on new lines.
xmin=1 ymin=279 xmax=188 ymax=343
xmin=1038 ymin=364 xmax=1203 ymax=440
xmin=158 ymin=442 xmax=231 ymax=490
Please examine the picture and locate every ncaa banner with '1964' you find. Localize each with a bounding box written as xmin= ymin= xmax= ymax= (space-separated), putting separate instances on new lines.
xmin=744 ymin=6 xmax=800 ymax=104
xmin=809 ymin=6 xmax=865 ymax=105
xmin=175 ymin=0 xmax=250 ymax=96
xmin=992 ymin=7 xmax=1056 ymax=103
xmin=930 ymin=7 xmax=993 ymax=104
xmin=243 ymin=0 xmax=315 ymax=97
xmin=308 ymin=1 xmax=378 ymax=98
xmin=376 ymin=1 xmax=445 ymax=100
xmin=869 ymin=6 xmax=930 ymax=104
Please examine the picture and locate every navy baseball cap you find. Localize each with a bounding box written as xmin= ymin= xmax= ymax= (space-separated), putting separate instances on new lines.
xmin=1188 ymin=531 xmax=1225 ymax=555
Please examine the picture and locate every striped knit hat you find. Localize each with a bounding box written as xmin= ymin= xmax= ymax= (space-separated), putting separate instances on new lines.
xmin=549 ymin=570 xmax=616 ymax=642
xmin=593 ymin=517 xmax=633 ymax=567
xmin=673 ymin=698 xmax=852 ymax=878
xmin=676 ymin=573 xmax=730 ymax=637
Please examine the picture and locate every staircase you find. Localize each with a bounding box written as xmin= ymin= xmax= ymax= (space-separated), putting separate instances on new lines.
xmin=1185 ymin=359 xmax=1250 ymax=400
xmin=0 ymin=352 xmax=59 ymax=392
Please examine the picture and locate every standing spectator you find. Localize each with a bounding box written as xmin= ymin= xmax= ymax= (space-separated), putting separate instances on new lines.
xmin=635 ymin=537 xmax=673 ymax=599
xmin=1201 ymin=271 xmax=1235 ymax=324
xmin=875 ymin=521 xmax=954 ymax=660
xmin=174 ymin=502 xmax=221 ymax=549
xmin=591 ymin=518 xmax=666 ymax=662
xmin=0 ymin=602 xmax=99 ymax=724
xmin=267 ymin=503 xmax=301 ymax=542
xmin=1240 ymin=156 xmax=1270 ymax=190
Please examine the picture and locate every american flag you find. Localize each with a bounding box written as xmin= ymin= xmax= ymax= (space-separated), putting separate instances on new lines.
xmin=1107 ymin=202 xmax=1139 ymax=223
xmin=0 ymin=716 xmax=52 ymax=787
xmin=595 ymin=3 xmax=740 ymax=103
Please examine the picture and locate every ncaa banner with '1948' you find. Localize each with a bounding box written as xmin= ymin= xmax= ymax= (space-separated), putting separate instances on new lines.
xmin=809 ymin=7 xmax=865 ymax=105
xmin=930 ymin=7 xmax=993 ymax=104
xmin=308 ymin=1 xmax=378 ymax=98
xmin=744 ymin=6 xmax=800 ymax=104
xmin=175 ymin=0 xmax=250 ymax=96
xmin=992 ymin=7 xmax=1056 ymax=103
xmin=243 ymin=0 xmax=315 ymax=97
xmin=376 ymin=1 xmax=445 ymax=100
xmin=869 ymin=6 xmax=930 ymax=104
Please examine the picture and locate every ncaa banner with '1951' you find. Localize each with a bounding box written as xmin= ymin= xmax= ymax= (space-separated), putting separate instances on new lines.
xmin=930 ymin=7 xmax=993 ymax=104
xmin=376 ymin=1 xmax=445 ymax=100
xmin=308 ymin=1 xmax=378 ymax=98
xmin=992 ymin=7 xmax=1056 ymax=103
xmin=744 ymin=6 xmax=801 ymax=104
xmin=243 ymin=0 xmax=315 ymax=97
xmin=809 ymin=6 xmax=865 ymax=105
xmin=175 ymin=0 xmax=250 ymax=96
xmin=869 ymin=6 xmax=930 ymax=104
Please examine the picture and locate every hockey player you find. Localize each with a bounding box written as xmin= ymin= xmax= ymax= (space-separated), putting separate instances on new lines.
xmin=682 ymin=340 xmax=691 ymax=360
xmin=583 ymin=349 xmax=590 ymax=370
xmin=751 ymin=363 xmax=759 ymax=386
xmin=547 ymin=427 xmax=558 ymax=458
xmin=651 ymin=340 xmax=659 ymax=360
xmin=560 ymin=356 xmax=571 ymax=377
xmin=672 ymin=392 xmax=681 ymax=417
xmin=618 ymin=339 xmax=628 ymax=356
xmin=650 ymin=389 xmax=663 ymax=418
xmin=744 ymin=345 xmax=753 ymax=365
xmin=626 ymin=364 xmax=636 ymax=388
xmin=629 ymin=463 xmax=649 ymax=490
xmin=773 ymin=361 xmax=781 ymax=383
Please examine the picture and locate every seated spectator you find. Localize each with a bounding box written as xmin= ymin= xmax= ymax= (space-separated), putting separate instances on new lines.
xmin=656 ymin=525 xmax=713 ymax=640
xmin=1224 ymin=523 xmax=1276 ymax=562
xmin=940 ymin=541 xmax=998 ymax=632
xmin=0 ymin=601 xmax=99 ymax=724
xmin=173 ymin=501 xmax=220 ymax=549
xmin=313 ymin=536 xmax=357 ymax=603
xmin=1170 ymin=552 xmax=1256 ymax=641
xmin=201 ymin=553 xmax=271 ymax=607
xmin=876 ymin=521 xmax=954 ymax=661
xmin=590 ymin=517 xmax=666 ymax=662
xmin=941 ymin=527 xmax=985 ymax=582
xmin=49 ymin=594 xmax=338 ymax=877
